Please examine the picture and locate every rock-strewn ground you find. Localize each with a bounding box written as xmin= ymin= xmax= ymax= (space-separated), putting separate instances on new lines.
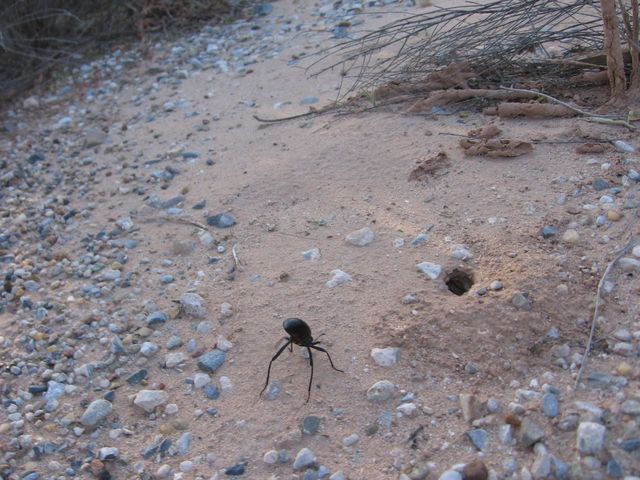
xmin=1 ymin=1 xmax=640 ymax=479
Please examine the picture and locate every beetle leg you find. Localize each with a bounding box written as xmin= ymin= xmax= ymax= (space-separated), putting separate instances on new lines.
xmin=310 ymin=344 xmax=344 ymax=372
xmin=260 ymin=339 xmax=292 ymax=397
xmin=306 ymin=346 xmax=314 ymax=403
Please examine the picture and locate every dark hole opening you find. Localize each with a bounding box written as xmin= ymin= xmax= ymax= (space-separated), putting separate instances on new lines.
xmin=446 ymin=269 xmax=473 ymax=295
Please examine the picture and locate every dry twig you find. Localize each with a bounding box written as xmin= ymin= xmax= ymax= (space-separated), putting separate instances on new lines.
xmin=574 ymin=236 xmax=637 ymax=389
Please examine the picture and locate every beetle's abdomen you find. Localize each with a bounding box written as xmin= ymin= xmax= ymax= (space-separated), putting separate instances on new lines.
xmin=283 ymin=317 xmax=312 ymax=344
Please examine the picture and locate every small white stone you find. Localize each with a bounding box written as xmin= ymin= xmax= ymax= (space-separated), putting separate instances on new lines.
xmin=165 ymin=352 xmax=186 ymax=368
xmin=342 ymin=433 xmax=360 ymax=446
xmin=416 ymin=262 xmax=442 ymax=280
xmin=396 ymin=402 xmax=418 ymax=417
xmin=326 ymin=269 xmax=352 ymax=288
xmin=134 ymin=390 xmax=168 ymax=412
xmin=219 ymin=376 xmax=233 ymax=393
xmin=345 ymin=227 xmax=374 ymax=246
xmin=576 ymin=422 xmax=606 ymax=455
xmin=452 ymin=245 xmax=473 ymax=261
xmin=194 ymin=373 xmax=211 ymax=389
xmin=220 ymin=302 xmax=233 ymax=318
xmin=164 ymin=404 xmax=179 ymax=415
xmin=263 ymin=450 xmax=279 ymax=464
xmin=370 ymin=347 xmax=400 ymax=367
xmin=302 ymin=248 xmax=321 ymax=261
xmin=216 ymin=335 xmax=233 ymax=352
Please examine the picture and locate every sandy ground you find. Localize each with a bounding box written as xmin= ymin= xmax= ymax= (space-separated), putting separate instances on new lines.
xmin=1 ymin=0 xmax=640 ymax=479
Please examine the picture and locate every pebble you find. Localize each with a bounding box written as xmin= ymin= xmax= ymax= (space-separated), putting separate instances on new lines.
xmin=303 ymin=415 xmax=322 ymax=435
xmin=489 ymin=280 xmax=503 ymax=291
xmin=80 ymin=399 xmax=113 ymax=426
xmin=147 ymin=310 xmax=168 ymax=326
xmin=180 ymin=292 xmax=207 ymax=318
xmin=326 ymin=269 xmax=352 ymax=288
xmin=264 ymin=381 xmax=282 ymax=400
xmin=397 ymin=402 xmax=418 ymax=417
xmin=345 ymin=227 xmax=374 ymax=246
xmin=133 ymin=390 xmax=169 ymax=412
xmin=542 ymin=393 xmax=560 ymax=418
xmin=140 ymin=342 xmax=159 ymax=357
xmin=576 ymin=422 xmax=606 ymax=455
xmin=619 ymin=257 xmax=640 ymax=272
xmin=367 ymin=380 xmax=395 ymax=402
xmin=518 ymin=417 xmax=545 ymax=448
xmin=511 ymin=292 xmax=532 ymax=310
xmin=98 ymin=447 xmax=118 ymax=460
xmin=194 ymin=373 xmax=211 ymax=389
xmin=438 ymin=471 xmax=462 ymax=480
xmin=197 ymin=349 xmax=226 ymax=372
xmin=303 ymin=248 xmax=321 ymax=261
xmin=263 ymin=450 xmax=279 ymax=464
xmin=562 ymin=229 xmax=580 ymax=243
xmin=370 ymin=347 xmax=400 ymax=367
xmin=542 ymin=225 xmax=558 ymax=238
xmin=410 ymin=233 xmax=428 ymax=247
xmin=416 ymin=261 xmax=442 ymax=280
xmin=467 ymin=428 xmax=488 ymax=451
xmin=206 ymin=213 xmax=236 ymax=228
xmin=452 ymin=244 xmax=473 ymax=260
xmin=219 ymin=302 xmax=233 ymax=319
xmin=342 ymin=433 xmax=359 ymax=446
xmin=165 ymin=352 xmax=186 ymax=368
xmin=293 ymin=448 xmax=316 ymax=470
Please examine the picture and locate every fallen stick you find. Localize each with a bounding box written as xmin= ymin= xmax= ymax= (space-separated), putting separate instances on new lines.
xmin=405 ymin=89 xmax=537 ymax=112
xmin=574 ymin=236 xmax=637 ymax=389
xmin=232 ymin=243 xmax=242 ymax=269
xmin=499 ymin=86 xmax=636 ymax=130
xmin=140 ymin=216 xmax=210 ymax=231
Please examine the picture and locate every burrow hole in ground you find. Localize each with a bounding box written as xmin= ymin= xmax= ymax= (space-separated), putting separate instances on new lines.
xmin=445 ymin=268 xmax=474 ymax=295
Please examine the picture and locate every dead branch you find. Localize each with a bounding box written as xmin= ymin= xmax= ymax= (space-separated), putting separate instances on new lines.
xmin=405 ymin=89 xmax=538 ymax=112
xmin=491 ymin=102 xmax=576 ymax=118
xmin=574 ymin=236 xmax=637 ymax=389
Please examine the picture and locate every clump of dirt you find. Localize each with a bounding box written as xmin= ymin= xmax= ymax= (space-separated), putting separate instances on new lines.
xmin=408 ymin=152 xmax=450 ymax=181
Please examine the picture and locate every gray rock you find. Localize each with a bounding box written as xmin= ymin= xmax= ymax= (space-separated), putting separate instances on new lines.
xmin=329 ymin=472 xmax=346 ymax=480
xmin=166 ymin=335 xmax=183 ymax=350
xmin=518 ymin=417 xmax=545 ymax=448
xmin=342 ymin=433 xmax=359 ymax=446
xmin=367 ymin=380 xmax=395 ymax=402
xmin=177 ymin=432 xmax=191 ymax=455
xmin=416 ymin=261 xmax=442 ymax=280
xmin=543 ymin=393 xmax=560 ymax=418
xmin=180 ymin=292 xmax=207 ymax=318
xmin=619 ymin=257 xmax=640 ymax=272
xmin=293 ymin=447 xmax=316 ymax=470
xmin=489 ymin=280 xmax=503 ymax=291
xmin=452 ymin=244 xmax=473 ymax=260
xmin=410 ymin=233 xmax=429 ymax=247
xmin=303 ymin=248 xmax=321 ymax=261
xmin=263 ymin=450 xmax=279 ymax=464
xmin=326 ymin=269 xmax=352 ymax=288
xmin=512 ymin=292 xmax=532 ymax=310
xmin=613 ymin=329 xmax=632 ymax=342
xmin=197 ymin=349 xmax=226 ymax=372
xmin=531 ymin=444 xmax=551 ymax=479
xmin=346 ymin=227 xmax=374 ymax=246
xmin=620 ymin=399 xmax=640 ymax=415
xmin=402 ymin=293 xmax=418 ymax=304
xmin=81 ymin=399 xmax=113 ymax=426
xmin=134 ymin=390 xmax=169 ymax=412
xmin=193 ymin=373 xmax=211 ymax=389
xmin=140 ymin=342 xmax=159 ymax=357
xmin=165 ymin=352 xmax=186 ymax=368
xmin=264 ymin=381 xmax=282 ymax=400
xmin=206 ymin=213 xmax=236 ymax=228
xmin=147 ymin=310 xmax=168 ymax=326
xmin=576 ymin=422 xmax=606 ymax=455
xmin=303 ymin=416 xmax=322 ymax=435
xmin=370 ymin=347 xmax=400 ymax=367
xmin=438 ymin=471 xmax=462 ymax=480
xmin=98 ymin=447 xmax=118 ymax=460
xmin=612 ymin=341 xmax=635 ymax=356
xmin=44 ymin=381 xmax=65 ymax=412
xmin=460 ymin=393 xmax=485 ymax=422
xmin=467 ymin=428 xmax=488 ymax=451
